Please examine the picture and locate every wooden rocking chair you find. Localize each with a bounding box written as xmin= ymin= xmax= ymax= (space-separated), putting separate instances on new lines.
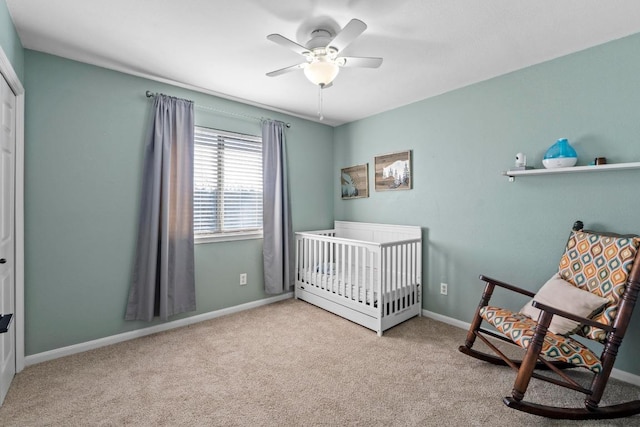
xmin=459 ymin=221 xmax=640 ymax=420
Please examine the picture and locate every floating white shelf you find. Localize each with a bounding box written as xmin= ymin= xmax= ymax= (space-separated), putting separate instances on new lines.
xmin=503 ymin=162 xmax=640 ymax=181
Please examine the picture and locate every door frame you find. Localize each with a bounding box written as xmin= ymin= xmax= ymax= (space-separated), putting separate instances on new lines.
xmin=0 ymin=46 xmax=24 ymax=373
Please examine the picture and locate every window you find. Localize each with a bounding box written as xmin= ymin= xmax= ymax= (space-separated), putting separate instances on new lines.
xmin=194 ymin=126 xmax=263 ymax=242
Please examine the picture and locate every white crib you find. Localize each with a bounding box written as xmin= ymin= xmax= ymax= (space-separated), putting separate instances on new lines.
xmin=295 ymin=221 xmax=422 ymax=336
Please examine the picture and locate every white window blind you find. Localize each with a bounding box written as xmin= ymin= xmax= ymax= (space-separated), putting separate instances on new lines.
xmin=194 ymin=127 xmax=263 ymax=240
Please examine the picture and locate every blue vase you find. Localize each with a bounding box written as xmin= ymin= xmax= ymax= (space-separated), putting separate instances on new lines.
xmin=542 ymin=138 xmax=577 ymax=169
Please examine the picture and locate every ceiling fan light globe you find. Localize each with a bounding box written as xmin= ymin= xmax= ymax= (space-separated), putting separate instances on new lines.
xmin=304 ymin=61 xmax=340 ymax=86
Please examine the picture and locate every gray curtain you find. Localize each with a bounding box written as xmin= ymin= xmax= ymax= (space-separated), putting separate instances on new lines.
xmin=125 ymin=94 xmax=196 ymax=321
xmin=262 ymin=120 xmax=293 ymax=294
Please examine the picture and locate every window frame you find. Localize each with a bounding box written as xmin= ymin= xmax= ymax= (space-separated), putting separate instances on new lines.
xmin=193 ymin=126 xmax=263 ymax=244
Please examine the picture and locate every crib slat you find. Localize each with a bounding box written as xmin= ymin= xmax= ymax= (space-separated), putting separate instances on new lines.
xmin=336 ymin=243 xmax=340 ymax=294
xmin=362 ymin=247 xmax=367 ymax=303
xmin=412 ymin=242 xmax=417 ymax=304
xmin=330 ymin=241 xmax=334 ymax=290
xmin=348 ymin=246 xmax=353 ymax=300
xmin=305 ymin=238 xmax=310 ymax=284
xmin=399 ymin=244 xmax=404 ymax=309
xmin=359 ymin=246 xmax=365 ymax=302
xmin=323 ymin=240 xmax=328 ymax=290
xmin=306 ymin=238 xmax=311 ymax=284
xmin=380 ymin=248 xmax=384 ymax=314
xmin=402 ymin=243 xmax=408 ymax=309
xmin=408 ymin=243 xmax=414 ymax=305
xmin=317 ymin=240 xmax=322 ymax=289
xmin=387 ymin=246 xmax=393 ymax=314
xmin=385 ymin=246 xmax=391 ymax=316
xmin=378 ymin=248 xmax=382 ymax=312
xmin=385 ymin=246 xmax=390 ymax=316
xmin=297 ymin=238 xmax=302 ymax=284
xmin=395 ymin=245 xmax=400 ymax=312
xmin=368 ymin=250 xmax=374 ymax=306
xmin=341 ymin=242 xmax=346 ymax=296
xmin=318 ymin=239 xmax=322 ymax=288
xmin=312 ymin=239 xmax=317 ymax=287
xmin=361 ymin=247 xmax=366 ymax=303
xmin=355 ymin=246 xmax=360 ymax=301
xmin=392 ymin=245 xmax=397 ymax=313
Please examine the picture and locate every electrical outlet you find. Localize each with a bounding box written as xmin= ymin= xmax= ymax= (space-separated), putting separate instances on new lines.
xmin=240 ymin=273 xmax=247 ymax=286
xmin=440 ymin=283 xmax=448 ymax=295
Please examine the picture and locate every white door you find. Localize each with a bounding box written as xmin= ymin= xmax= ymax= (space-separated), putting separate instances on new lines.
xmin=0 ymin=73 xmax=16 ymax=404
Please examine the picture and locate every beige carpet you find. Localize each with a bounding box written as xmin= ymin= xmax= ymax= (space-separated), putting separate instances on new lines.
xmin=1 ymin=299 xmax=639 ymax=426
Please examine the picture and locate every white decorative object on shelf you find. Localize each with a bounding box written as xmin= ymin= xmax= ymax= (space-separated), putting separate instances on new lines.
xmin=503 ymin=162 xmax=640 ymax=182
xmin=542 ymin=157 xmax=578 ymax=168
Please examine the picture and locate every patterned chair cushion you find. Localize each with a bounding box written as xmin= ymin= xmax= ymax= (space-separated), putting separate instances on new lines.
xmin=558 ymin=230 xmax=640 ymax=342
xmin=480 ymin=306 xmax=603 ymax=373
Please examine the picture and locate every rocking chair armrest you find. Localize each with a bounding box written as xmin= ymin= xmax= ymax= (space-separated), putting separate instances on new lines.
xmin=478 ymin=275 xmax=536 ymax=298
xmin=531 ymin=300 xmax=615 ymax=333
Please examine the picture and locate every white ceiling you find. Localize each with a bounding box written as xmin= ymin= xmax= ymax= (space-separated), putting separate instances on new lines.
xmin=7 ymin=0 xmax=640 ymax=126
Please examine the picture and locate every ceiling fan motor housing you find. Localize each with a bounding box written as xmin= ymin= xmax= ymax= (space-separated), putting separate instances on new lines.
xmin=307 ymin=29 xmax=333 ymax=49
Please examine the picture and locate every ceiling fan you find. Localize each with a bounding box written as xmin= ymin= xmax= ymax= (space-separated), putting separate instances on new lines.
xmin=266 ymin=18 xmax=383 ymax=88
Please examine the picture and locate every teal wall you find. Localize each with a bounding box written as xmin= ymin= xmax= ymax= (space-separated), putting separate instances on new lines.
xmin=334 ymin=32 xmax=640 ymax=374
xmin=23 ymin=51 xmax=334 ymax=355
xmin=0 ymin=0 xmax=23 ymax=80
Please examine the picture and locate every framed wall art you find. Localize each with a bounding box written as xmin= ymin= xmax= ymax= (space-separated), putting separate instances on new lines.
xmin=341 ymin=163 xmax=369 ymax=199
xmin=374 ymin=150 xmax=412 ymax=191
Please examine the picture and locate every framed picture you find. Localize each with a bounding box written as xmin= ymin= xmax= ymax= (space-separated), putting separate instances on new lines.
xmin=341 ymin=164 xmax=369 ymax=199
xmin=374 ymin=150 xmax=412 ymax=191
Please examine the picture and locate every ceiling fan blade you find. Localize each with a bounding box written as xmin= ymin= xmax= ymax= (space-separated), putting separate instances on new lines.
xmin=266 ymin=63 xmax=306 ymax=77
xmin=337 ymin=56 xmax=383 ymax=68
xmin=327 ymin=19 xmax=367 ymax=53
xmin=267 ymin=34 xmax=310 ymax=56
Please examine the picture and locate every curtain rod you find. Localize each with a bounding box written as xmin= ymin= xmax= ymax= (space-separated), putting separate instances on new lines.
xmin=145 ymin=91 xmax=291 ymax=128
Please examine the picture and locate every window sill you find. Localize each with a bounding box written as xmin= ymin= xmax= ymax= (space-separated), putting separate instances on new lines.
xmin=195 ymin=230 xmax=263 ymax=244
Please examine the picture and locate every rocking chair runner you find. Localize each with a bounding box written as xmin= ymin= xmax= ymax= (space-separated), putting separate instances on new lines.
xmin=459 ymin=221 xmax=640 ymax=420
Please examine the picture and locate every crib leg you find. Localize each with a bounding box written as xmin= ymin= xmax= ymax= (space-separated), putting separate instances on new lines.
xmin=377 ymin=330 xmax=383 ymax=337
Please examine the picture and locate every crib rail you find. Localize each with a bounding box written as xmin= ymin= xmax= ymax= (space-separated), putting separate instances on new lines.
xmin=296 ymin=231 xmax=381 ymax=308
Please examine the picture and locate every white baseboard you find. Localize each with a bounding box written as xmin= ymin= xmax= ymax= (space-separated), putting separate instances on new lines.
xmin=26 ymin=292 xmax=293 ymax=366
xmin=610 ymin=367 xmax=640 ymax=388
xmin=422 ymin=309 xmax=471 ymax=331
xmin=422 ymin=309 xmax=640 ymax=388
